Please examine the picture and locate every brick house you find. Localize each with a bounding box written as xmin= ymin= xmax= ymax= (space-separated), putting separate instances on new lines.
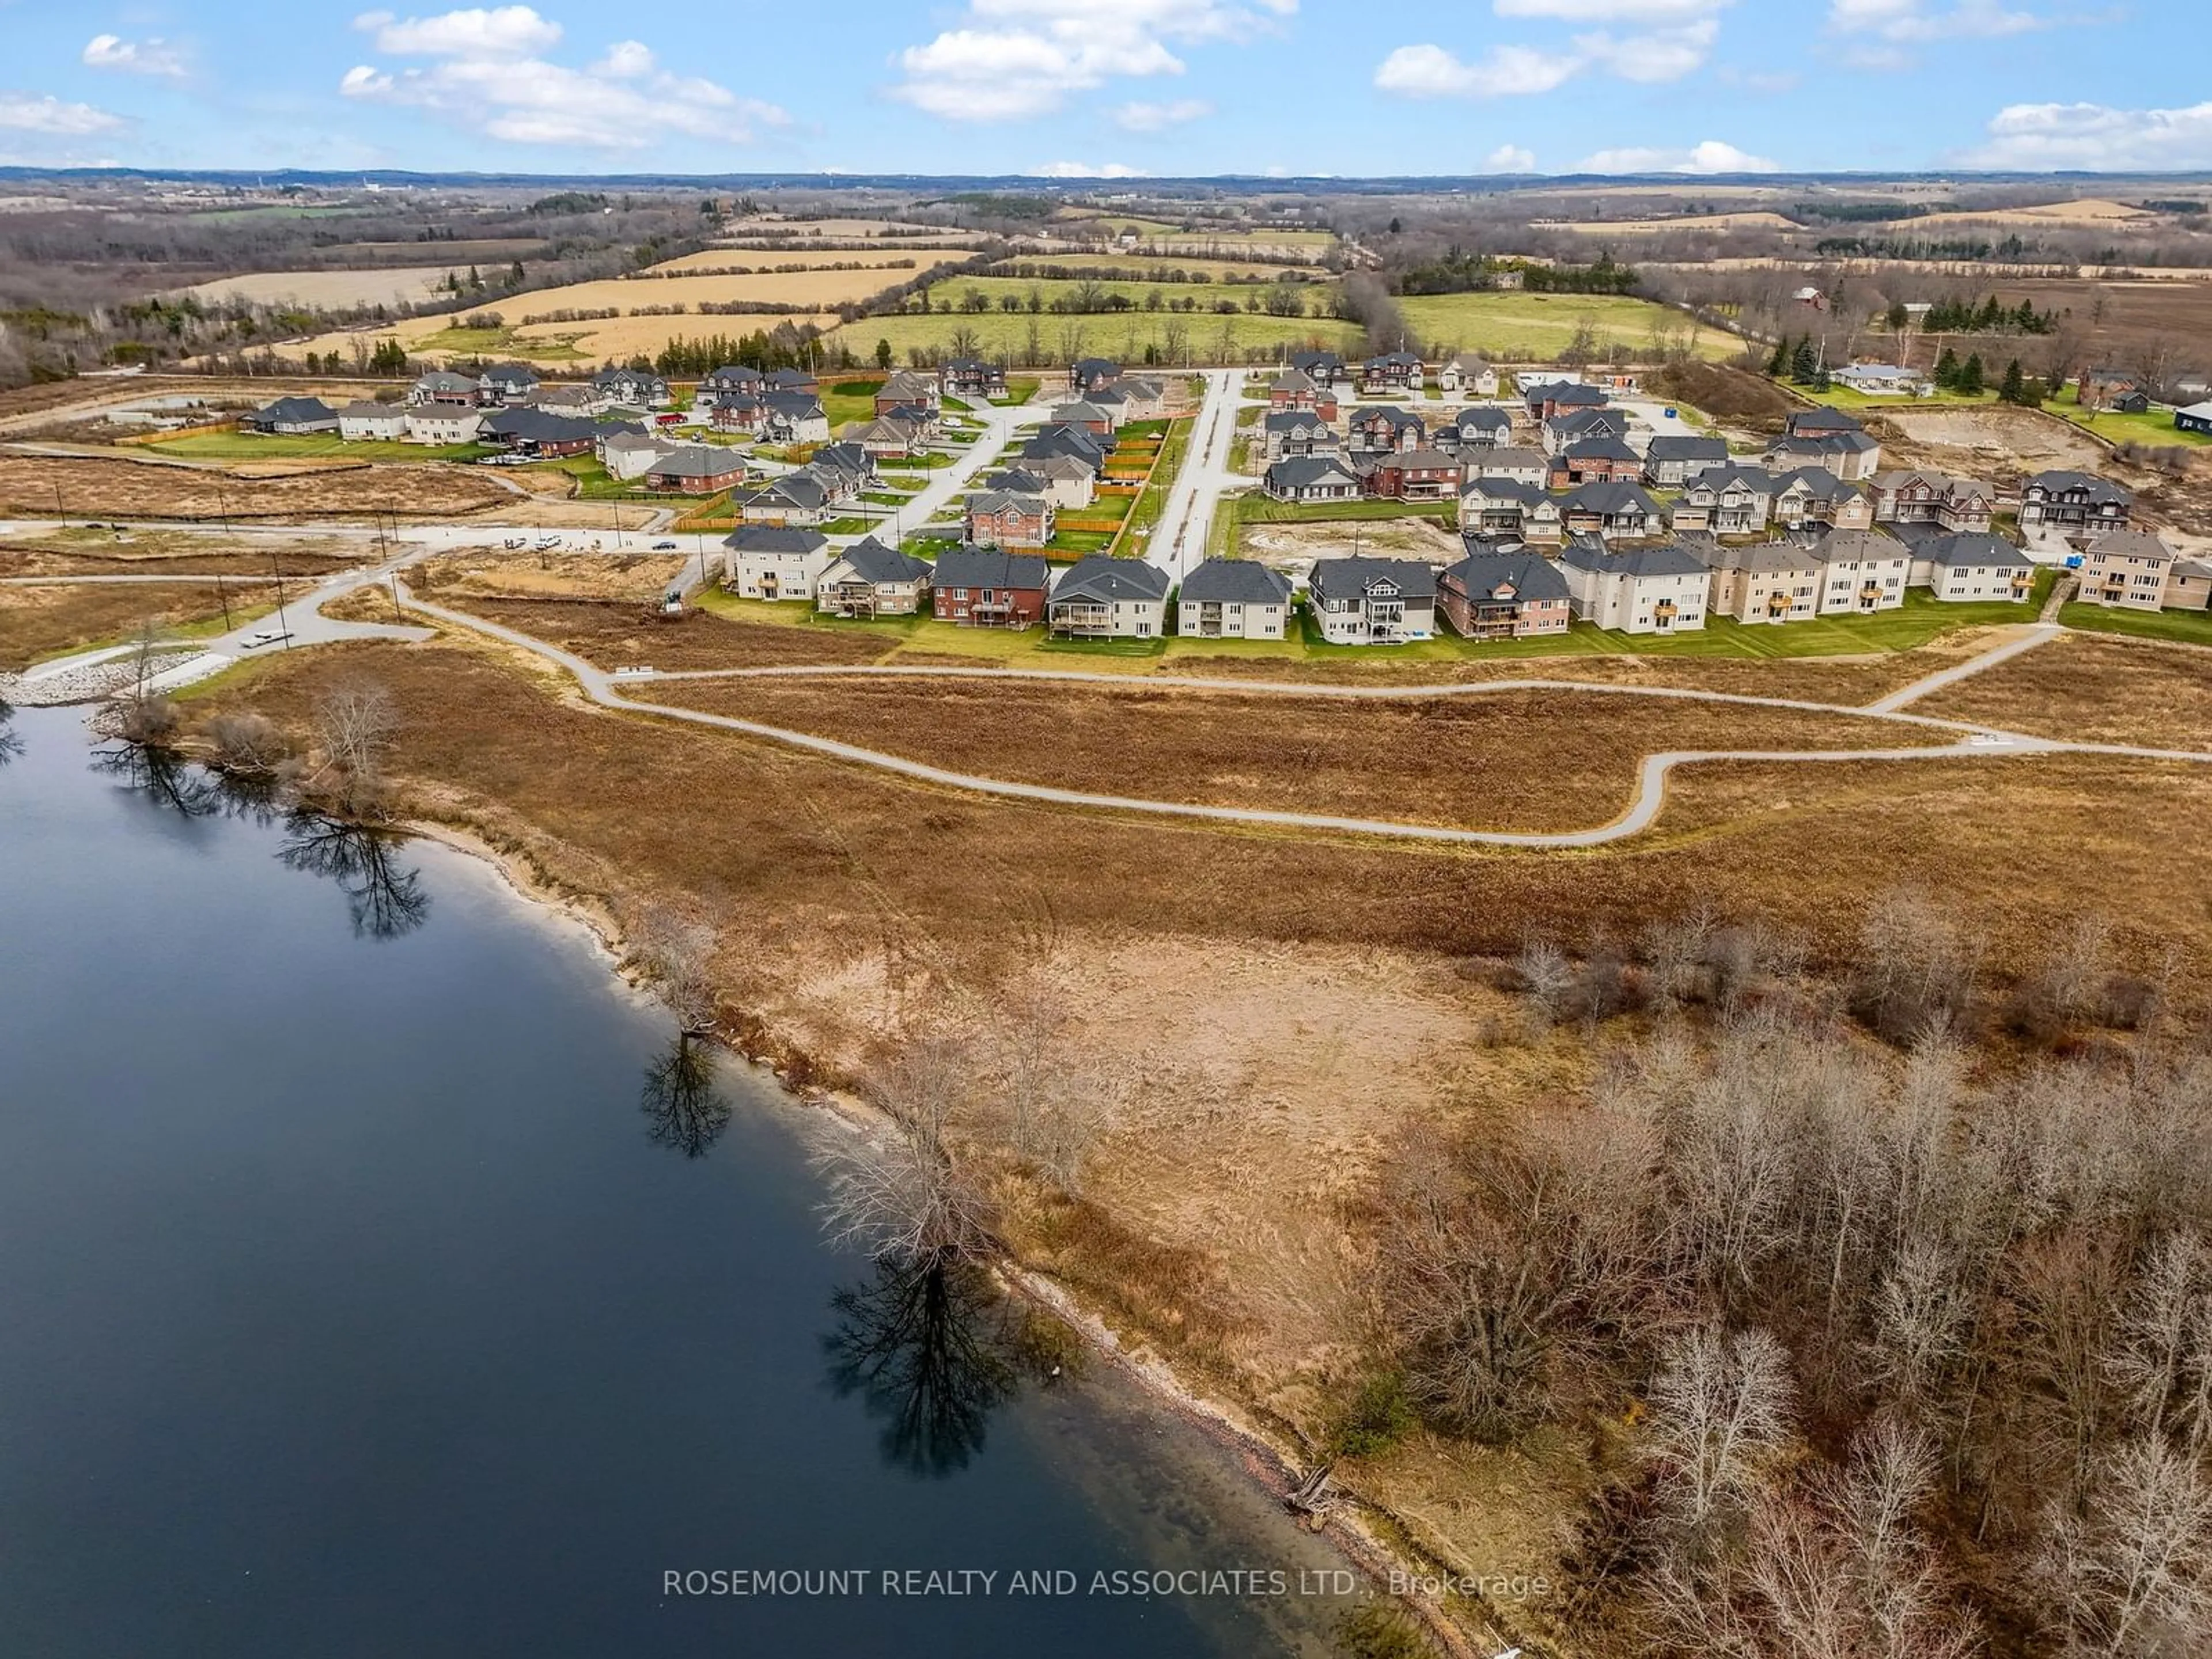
xmin=1368 ymin=448 xmax=1463 ymax=502
xmin=1346 ymin=406 xmax=1426 ymax=460
xmin=1521 ymin=379 xmax=1608 ymax=422
xmin=931 ymin=548 xmax=1050 ymax=627
xmin=1548 ymin=437 xmax=1645 ymax=488
xmin=1437 ymin=547 xmax=1571 ymax=639
xmin=643 ymin=445 xmax=749 ymax=493
xmin=964 ymin=490 xmax=1055 ymax=549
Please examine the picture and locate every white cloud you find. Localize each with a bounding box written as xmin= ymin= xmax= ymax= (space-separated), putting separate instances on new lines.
xmin=1577 ymin=20 xmax=1718 ymax=81
xmin=1484 ymin=143 xmax=1537 ymax=171
xmin=1961 ymin=100 xmax=2212 ymax=170
xmin=0 ymin=92 xmax=127 ymax=135
xmin=1496 ymin=0 xmax=1729 ymax=17
xmin=81 ymin=34 xmax=190 ymax=78
xmin=342 ymin=10 xmax=787 ymax=148
xmin=1577 ymin=138 xmax=1778 ymax=172
xmin=1375 ymin=42 xmax=1582 ymax=97
xmin=1828 ymin=0 xmax=2060 ymax=62
xmin=1031 ymin=159 xmax=1143 ymax=177
xmin=891 ymin=0 xmax=1296 ymax=124
xmin=354 ymin=6 xmax=563 ymax=56
xmin=1115 ymin=97 xmax=1211 ymax=131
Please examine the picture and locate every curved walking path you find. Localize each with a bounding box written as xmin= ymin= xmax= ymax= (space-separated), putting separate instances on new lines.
xmin=396 ymin=591 xmax=2212 ymax=849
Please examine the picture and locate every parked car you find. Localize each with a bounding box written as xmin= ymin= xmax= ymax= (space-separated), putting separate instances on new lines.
xmin=653 ymin=540 xmax=678 ymax=550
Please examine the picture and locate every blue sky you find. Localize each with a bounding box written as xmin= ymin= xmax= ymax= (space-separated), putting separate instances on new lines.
xmin=1 ymin=2 xmax=2207 ymax=179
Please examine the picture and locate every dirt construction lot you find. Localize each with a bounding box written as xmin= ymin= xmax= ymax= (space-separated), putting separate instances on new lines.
xmin=0 ymin=455 xmax=512 ymax=522
xmin=1875 ymin=404 xmax=2112 ymax=475
xmin=0 ymin=527 xmax=359 ymax=577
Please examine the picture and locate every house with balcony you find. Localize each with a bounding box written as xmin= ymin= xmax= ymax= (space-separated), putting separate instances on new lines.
xmin=1176 ymin=558 xmax=1296 ymax=640
xmin=1669 ymin=465 xmax=1775 ymax=536
xmin=1870 ymin=469 xmax=1994 ymax=533
xmin=1644 ymin=434 xmax=1730 ymax=488
xmin=1306 ymin=556 xmax=1436 ymax=644
xmin=477 ymin=363 xmax=540 ymax=407
xmin=722 ymin=525 xmax=832 ymax=602
xmin=1359 ymin=351 xmax=1425 ymax=395
xmin=1047 ymin=555 xmax=1171 ymax=638
xmin=1289 ymin=350 xmax=1349 ymax=389
xmin=931 ymin=548 xmax=1050 ymax=627
xmin=817 ymin=537 xmax=933 ymax=618
xmin=1438 ymin=547 xmax=1571 ymax=639
xmin=1458 ymin=476 xmax=1559 ymax=540
xmin=1908 ymin=533 xmax=2037 ymax=602
xmin=696 ymin=365 xmax=765 ymax=411
xmin=1562 ymin=480 xmax=1663 ymax=541
xmin=1700 ymin=538 xmax=1825 ymax=624
xmin=1262 ymin=409 xmax=1339 ymax=463
xmin=940 ymin=358 xmax=1007 ymax=401
xmin=1431 ymin=406 xmax=1513 ymax=456
xmin=1771 ymin=467 xmax=1873 ymax=531
xmin=874 ymin=370 xmax=941 ymax=422
xmin=1813 ymin=528 xmax=1912 ymax=614
xmin=2018 ymin=470 xmax=2132 ymax=541
xmin=1070 ymin=358 xmax=1122 ymax=396
xmin=1347 ymin=406 xmax=1426 ymax=460
xmin=2075 ymin=529 xmax=2190 ymax=610
xmin=1558 ymin=537 xmax=1709 ymax=634
xmin=1368 ymin=448 xmax=1464 ymax=502
xmin=1549 ymin=436 xmax=1644 ymax=488
xmin=1541 ymin=407 xmax=1635 ymax=457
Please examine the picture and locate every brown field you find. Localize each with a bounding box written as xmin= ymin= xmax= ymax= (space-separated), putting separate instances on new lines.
xmin=990 ymin=256 xmax=1326 ymax=281
xmin=1550 ymin=211 xmax=1798 ymax=234
xmin=312 ymin=238 xmax=544 ymax=263
xmin=434 ymin=596 xmax=889 ymax=669
xmin=0 ymin=580 xmax=271 ymax=670
xmin=1875 ymin=403 xmax=2112 ymax=475
xmin=1645 ymin=360 xmax=1798 ymax=430
xmin=169 ymin=267 xmax=460 ymax=309
xmin=0 ymin=528 xmax=359 ymax=577
xmin=0 ymin=455 xmax=510 ymax=522
xmin=1902 ymin=196 xmax=2154 ymax=229
xmin=645 ymin=248 xmax=958 ymax=276
xmin=1990 ymin=277 xmax=2212 ymax=368
xmin=412 ymin=553 xmax=691 ymax=606
xmin=646 ymin=675 xmax=1956 ymax=834
xmin=1917 ymin=631 xmax=2212 ymax=751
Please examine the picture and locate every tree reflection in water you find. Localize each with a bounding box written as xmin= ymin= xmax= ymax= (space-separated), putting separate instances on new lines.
xmin=638 ymin=1033 xmax=732 ymax=1159
xmin=824 ymin=1253 xmax=1027 ymax=1477
xmin=0 ymin=695 xmax=21 ymax=768
xmin=276 ymin=812 xmax=431 ymax=941
xmin=89 ymin=740 xmax=220 ymax=816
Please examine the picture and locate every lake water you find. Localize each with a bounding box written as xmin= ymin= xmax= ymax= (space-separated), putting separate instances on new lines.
xmin=0 ymin=706 xmax=1359 ymax=1657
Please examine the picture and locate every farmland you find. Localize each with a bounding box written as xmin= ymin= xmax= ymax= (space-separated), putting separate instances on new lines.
xmin=169 ymin=267 xmax=463 ymax=309
xmin=830 ymin=308 xmax=1361 ymax=364
xmin=1396 ymin=291 xmax=1730 ymax=359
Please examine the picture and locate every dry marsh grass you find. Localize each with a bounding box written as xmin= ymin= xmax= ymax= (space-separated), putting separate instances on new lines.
xmin=0 ymin=580 xmax=270 ymax=669
xmin=1917 ymin=631 xmax=2212 ymax=751
xmin=412 ymin=553 xmax=690 ymax=606
xmin=435 ymin=596 xmax=888 ymax=670
xmin=649 ymin=675 xmax=1951 ymax=833
xmin=0 ymin=455 xmax=507 ymax=521
xmin=0 ymin=531 xmax=357 ymax=577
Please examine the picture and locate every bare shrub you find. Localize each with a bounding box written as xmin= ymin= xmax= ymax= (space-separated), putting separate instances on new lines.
xmin=1853 ymin=891 xmax=1981 ymax=1045
xmin=204 ymin=711 xmax=286 ymax=774
xmin=817 ymin=1036 xmax=998 ymax=1265
xmin=630 ymin=902 xmax=720 ymax=1035
xmin=1515 ymin=936 xmax=1574 ymax=1027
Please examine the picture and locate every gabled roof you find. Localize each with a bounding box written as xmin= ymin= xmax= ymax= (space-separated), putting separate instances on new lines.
xmin=1470 ymin=446 xmax=1549 ymax=473
xmin=483 ymin=407 xmax=597 ymax=443
xmin=1817 ymin=528 xmax=1912 ymax=563
xmin=1770 ymin=430 xmax=1880 ymax=456
xmin=1269 ymin=368 xmax=1319 ymax=394
xmin=2086 ymin=529 xmax=2175 ymax=561
xmin=335 ymin=400 xmax=404 ymax=419
xmin=878 ymin=370 xmax=937 ymax=399
xmin=1559 ymin=435 xmax=1639 ymax=464
xmin=1381 ymin=446 xmax=1461 ymax=471
xmin=1308 ymin=556 xmax=1436 ymax=603
xmin=256 ymin=396 xmax=335 ymax=422
xmin=1179 ymin=557 xmax=1295 ymax=606
xmin=1647 ymin=434 xmax=1730 ymax=461
xmin=1684 ymin=463 xmax=1778 ymax=495
xmin=934 ymin=547 xmax=1050 ymax=589
xmin=412 ymin=370 xmax=477 ymax=393
xmin=1460 ymin=476 xmax=1550 ymax=506
xmin=1559 ymin=538 xmax=1707 ymax=577
xmin=703 ymin=364 xmax=763 ymax=385
xmin=722 ymin=524 xmax=828 ymax=555
xmin=832 ymin=537 xmax=931 ymax=585
xmin=988 ymin=467 xmax=1048 ymax=495
xmin=813 ymin=442 xmax=873 ymax=477
xmin=407 ymin=403 xmax=480 ymax=423
xmin=1352 ymin=405 xmax=1425 ymax=431
xmin=1772 ymin=465 xmax=1861 ymax=501
xmin=1785 ymin=406 xmax=1863 ymax=434
xmin=1549 ymin=407 xmax=1630 ymax=437
xmin=850 ymin=418 xmax=922 ymax=445
xmin=1441 ymin=550 xmax=1569 ymax=604
xmin=1263 ymin=409 xmax=1334 ymax=434
xmin=2024 ymin=469 xmax=2131 ymax=505
xmin=1562 ymin=480 xmax=1661 ymax=516
xmin=1051 ymin=401 xmax=1113 ymax=424
xmin=966 ymin=490 xmax=1049 ymax=517
xmin=738 ymin=473 xmax=827 ymax=510
xmin=1266 ymin=454 xmax=1362 ymax=490
xmin=762 ymin=391 xmax=825 ymax=418
xmin=649 ymin=445 xmax=747 ymax=479
xmin=1699 ymin=539 xmax=1823 ymax=574
xmin=1921 ymin=532 xmax=2031 ymax=569
xmin=480 ymin=361 xmax=539 ymax=387
xmin=1526 ymin=380 xmax=1607 ymax=406
xmin=1447 ymin=406 xmax=1512 ymax=431
xmin=766 ymin=368 xmax=817 ymax=389
xmin=1052 ymin=555 xmax=1171 ymax=605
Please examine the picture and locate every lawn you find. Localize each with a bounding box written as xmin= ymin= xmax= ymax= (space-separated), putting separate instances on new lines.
xmin=2049 ymin=404 xmax=2212 ymax=449
xmin=823 ymin=309 xmax=1361 ymax=367
xmin=998 ymin=377 xmax=1043 ymax=406
xmin=2058 ymin=600 xmax=2212 ymax=645
xmin=821 ymin=376 xmax=884 ymax=429
xmin=142 ymin=432 xmax=492 ymax=464
xmin=1116 ymin=416 xmax=1195 ymax=554
xmin=1396 ymin=293 xmax=1732 ymax=363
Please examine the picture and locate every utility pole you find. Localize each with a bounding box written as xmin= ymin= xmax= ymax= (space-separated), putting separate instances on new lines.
xmin=52 ymin=483 xmax=65 ymax=529
xmin=270 ymin=552 xmax=290 ymax=647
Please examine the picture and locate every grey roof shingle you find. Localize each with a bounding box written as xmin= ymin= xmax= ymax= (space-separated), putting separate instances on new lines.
xmin=933 ymin=548 xmax=1049 ymax=589
xmin=1442 ymin=550 xmax=1569 ymax=604
xmin=1308 ymin=556 xmax=1436 ymax=604
xmin=1051 ymin=556 xmax=1171 ymax=605
xmin=722 ymin=525 xmax=828 ymax=555
xmin=1179 ymin=558 xmax=1295 ymax=605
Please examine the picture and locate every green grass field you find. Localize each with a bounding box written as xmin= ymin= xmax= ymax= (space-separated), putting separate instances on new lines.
xmin=824 ymin=309 xmax=1360 ymax=367
xmin=142 ymin=433 xmax=491 ymax=463
xmin=2058 ymin=600 xmax=2212 ymax=643
xmin=2051 ymin=404 xmax=2212 ymax=449
xmin=820 ymin=377 xmax=884 ymax=429
xmin=1396 ymin=293 xmax=1731 ymax=362
xmin=411 ymin=323 xmax=590 ymax=361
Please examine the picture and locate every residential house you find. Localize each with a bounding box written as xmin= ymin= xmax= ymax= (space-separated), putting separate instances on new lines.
xmin=850 ymin=416 xmax=926 ymax=459
xmin=965 ymin=490 xmax=1054 ymax=550
xmin=988 ymin=466 xmax=1048 ymax=499
xmin=1762 ymin=429 xmax=1883 ymax=480
xmin=2075 ymin=529 xmax=2185 ymax=610
xmin=1438 ymin=548 xmax=1571 ymax=639
xmin=407 ymin=370 xmax=479 ymax=407
xmin=940 ymin=358 xmax=1008 ymax=401
xmin=1359 ymin=351 xmax=1425 ymax=396
xmin=1465 ymin=446 xmax=1550 ymax=486
xmin=1558 ymin=538 xmax=1709 ymax=634
xmin=2175 ymin=401 xmax=2212 ymax=437
xmin=1644 ymin=434 xmax=1730 ymax=488
xmin=817 ymin=537 xmax=933 ymax=618
xmin=1023 ymin=425 xmax=1111 ymax=471
xmin=1562 ymin=480 xmax=1664 ymax=541
xmin=1437 ymin=354 xmax=1498 ymax=397
xmin=2080 ymin=367 xmax=2150 ymax=414
xmin=1306 ymin=556 xmax=1436 ymax=644
xmin=1346 ymin=406 xmax=1426 ymax=461
xmin=808 ymin=444 xmax=876 ymax=498
xmin=1771 ymin=467 xmax=1873 ymax=531
xmin=1785 ymin=407 xmax=1866 ymax=440
xmin=532 ymin=383 xmax=612 ymax=419
xmin=335 ymin=402 xmax=409 ymax=441
xmin=1266 ymin=368 xmax=1337 ymax=419
xmin=696 ymin=365 xmax=765 ymax=411
xmin=1369 ymin=448 xmax=1464 ymax=502
xmin=593 ymin=366 xmax=670 ymax=408
xmin=1813 ymin=528 xmax=1913 ymax=614
xmin=1047 ymin=555 xmax=1171 ymax=638
xmin=1832 ymin=363 xmax=1931 ymax=397
xmin=874 ymin=370 xmax=941 ymax=421
xmin=481 ymin=407 xmax=597 ymax=459
xmin=1262 ymin=410 xmax=1340 ymax=463
xmin=1669 ymin=465 xmax=1775 ymax=536
xmin=1176 ymin=558 xmax=1296 ymax=640
xmin=477 ymin=362 xmax=540 ymax=406
xmin=1522 ymin=380 xmax=1608 ymax=422
xmin=1549 ymin=436 xmax=1644 ymax=488
xmin=931 ymin=548 xmax=1050 ymax=627
xmin=1700 ymin=538 xmax=1825 ymax=624
xmin=766 ymin=368 xmax=819 ymax=395
xmin=722 ymin=525 xmax=832 ymax=601
xmin=1541 ymin=407 xmax=1635 ymax=457
xmin=1111 ymin=376 xmax=1170 ymax=419
xmin=1264 ymin=455 xmax=1363 ymax=503
xmin=245 ymin=396 xmax=338 ymax=435
xmin=1050 ymin=400 xmax=1117 ymax=436
xmin=1288 ymin=350 xmax=1349 ymax=389
xmin=732 ymin=472 xmax=830 ymax=527
xmin=643 ymin=445 xmax=749 ymax=494
xmin=1909 ymin=533 xmax=2037 ymax=602
xmin=760 ymin=392 xmax=830 ymax=445
xmin=600 ymin=433 xmax=671 ymax=481
xmin=2019 ymin=470 xmax=2132 ymax=540
xmin=2169 ymin=558 xmax=2212 ymax=611
xmin=1431 ymin=406 xmax=1512 ymax=456
xmin=404 ymin=404 xmax=483 ymax=445
xmin=1012 ymin=453 xmax=1096 ymax=510
xmin=1070 ymin=358 xmax=1121 ymax=395
xmin=1870 ymin=469 xmax=1994 ymax=532
xmin=1457 ymin=477 xmax=1556 ymax=540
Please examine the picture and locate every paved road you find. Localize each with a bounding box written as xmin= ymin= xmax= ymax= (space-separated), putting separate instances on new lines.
xmin=1866 ymin=623 xmax=2059 ymax=714
xmin=1143 ymin=368 xmax=1246 ymax=581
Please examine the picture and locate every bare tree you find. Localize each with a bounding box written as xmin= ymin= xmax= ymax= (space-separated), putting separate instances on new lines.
xmin=816 ymin=1036 xmax=997 ymax=1266
xmin=631 ymin=903 xmax=719 ymax=1035
xmin=1516 ymin=936 xmax=1574 ymax=1027
xmin=2039 ymin=1434 xmax=2212 ymax=1657
xmin=204 ymin=711 xmax=287 ymax=775
xmin=1646 ymin=1324 xmax=1796 ymax=1535
xmin=309 ymin=680 xmax=399 ymax=818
